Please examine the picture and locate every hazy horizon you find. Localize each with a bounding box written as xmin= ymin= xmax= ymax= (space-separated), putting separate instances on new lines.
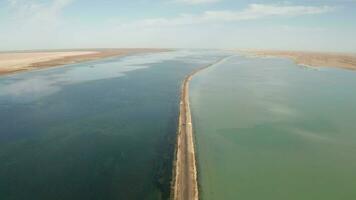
xmin=1 ymin=0 xmax=356 ymax=52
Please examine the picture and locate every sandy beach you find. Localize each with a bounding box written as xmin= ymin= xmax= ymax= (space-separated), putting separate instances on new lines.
xmin=0 ymin=49 xmax=166 ymax=75
xmin=238 ymin=50 xmax=356 ymax=70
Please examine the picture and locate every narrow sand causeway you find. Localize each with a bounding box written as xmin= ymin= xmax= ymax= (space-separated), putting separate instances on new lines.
xmin=172 ymin=57 xmax=229 ymax=200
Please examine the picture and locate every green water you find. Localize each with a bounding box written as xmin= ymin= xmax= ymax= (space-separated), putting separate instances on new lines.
xmin=190 ymin=56 xmax=356 ymax=200
xmin=0 ymin=50 xmax=227 ymax=200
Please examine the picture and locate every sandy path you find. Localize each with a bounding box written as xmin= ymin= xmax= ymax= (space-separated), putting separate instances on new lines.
xmin=172 ymin=57 xmax=229 ymax=200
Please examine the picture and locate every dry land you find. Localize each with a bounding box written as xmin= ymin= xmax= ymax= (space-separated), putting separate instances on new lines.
xmin=239 ymin=50 xmax=356 ymax=70
xmin=0 ymin=49 xmax=166 ymax=75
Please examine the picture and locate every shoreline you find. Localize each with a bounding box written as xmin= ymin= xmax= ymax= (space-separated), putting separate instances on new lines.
xmin=237 ymin=50 xmax=356 ymax=71
xmin=0 ymin=48 xmax=168 ymax=76
xmin=171 ymin=57 xmax=229 ymax=200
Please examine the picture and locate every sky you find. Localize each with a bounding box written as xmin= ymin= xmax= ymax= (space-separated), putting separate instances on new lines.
xmin=0 ymin=0 xmax=356 ymax=52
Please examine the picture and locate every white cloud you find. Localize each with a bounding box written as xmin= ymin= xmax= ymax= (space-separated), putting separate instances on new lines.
xmin=2 ymin=0 xmax=73 ymax=50
xmin=1 ymin=1 xmax=346 ymax=52
xmin=7 ymin=0 xmax=72 ymax=25
xmin=202 ymin=4 xmax=334 ymax=21
xmin=176 ymin=0 xmax=221 ymax=5
xmin=117 ymin=4 xmax=335 ymax=28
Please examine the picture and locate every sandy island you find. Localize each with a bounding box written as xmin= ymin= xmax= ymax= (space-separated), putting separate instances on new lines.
xmin=238 ymin=50 xmax=356 ymax=70
xmin=0 ymin=49 xmax=167 ymax=75
xmin=171 ymin=57 xmax=229 ymax=200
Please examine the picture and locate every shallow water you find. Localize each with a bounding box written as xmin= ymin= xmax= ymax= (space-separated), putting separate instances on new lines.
xmin=190 ymin=55 xmax=356 ymax=200
xmin=0 ymin=50 xmax=227 ymax=200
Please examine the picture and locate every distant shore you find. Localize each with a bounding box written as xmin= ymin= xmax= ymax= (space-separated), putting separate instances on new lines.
xmin=238 ymin=50 xmax=356 ymax=70
xmin=0 ymin=48 xmax=168 ymax=75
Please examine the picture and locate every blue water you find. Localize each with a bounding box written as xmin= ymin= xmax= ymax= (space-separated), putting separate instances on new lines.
xmin=0 ymin=50 xmax=228 ymax=200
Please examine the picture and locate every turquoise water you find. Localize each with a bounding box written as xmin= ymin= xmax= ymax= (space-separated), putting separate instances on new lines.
xmin=0 ymin=50 xmax=227 ymax=200
xmin=190 ymin=55 xmax=356 ymax=200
